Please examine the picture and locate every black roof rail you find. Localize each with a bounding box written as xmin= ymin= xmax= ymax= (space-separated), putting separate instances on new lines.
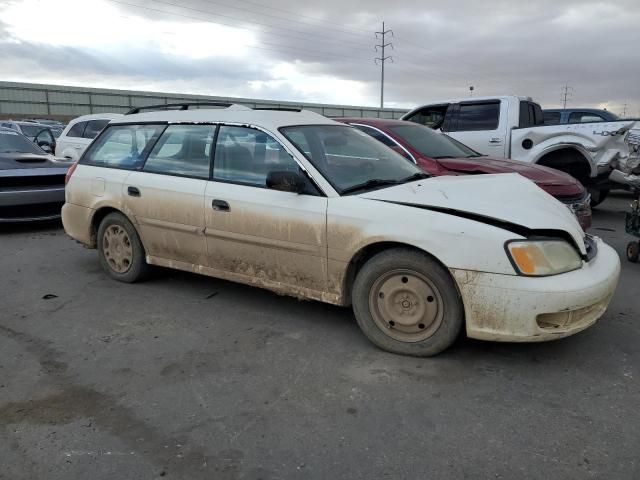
xmin=126 ymin=102 xmax=234 ymax=115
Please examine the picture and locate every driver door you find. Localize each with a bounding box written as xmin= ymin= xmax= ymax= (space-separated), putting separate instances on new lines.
xmin=204 ymin=125 xmax=328 ymax=296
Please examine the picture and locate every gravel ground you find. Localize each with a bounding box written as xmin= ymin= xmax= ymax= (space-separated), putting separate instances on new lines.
xmin=1 ymin=193 xmax=638 ymax=480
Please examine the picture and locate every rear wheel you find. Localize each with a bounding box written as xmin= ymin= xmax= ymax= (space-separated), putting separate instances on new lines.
xmin=352 ymin=248 xmax=464 ymax=357
xmin=97 ymin=212 xmax=150 ymax=282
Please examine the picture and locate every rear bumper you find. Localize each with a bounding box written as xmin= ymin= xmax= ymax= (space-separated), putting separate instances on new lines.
xmin=61 ymin=202 xmax=95 ymax=246
xmin=451 ymin=237 xmax=620 ymax=342
xmin=0 ymin=186 xmax=65 ymax=222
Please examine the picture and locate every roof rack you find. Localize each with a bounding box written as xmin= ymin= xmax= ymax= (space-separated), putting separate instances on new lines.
xmin=253 ymin=107 xmax=302 ymax=112
xmin=126 ymin=102 xmax=234 ymax=115
xmin=126 ymin=102 xmax=304 ymax=115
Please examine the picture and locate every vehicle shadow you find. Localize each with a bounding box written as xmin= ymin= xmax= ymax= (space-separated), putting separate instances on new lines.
xmin=0 ymin=219 xmax=62 ymax=235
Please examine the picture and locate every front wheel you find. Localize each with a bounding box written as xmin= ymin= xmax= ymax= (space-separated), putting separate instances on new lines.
xmin=352 ymin=248 xmax=464 ymax=357
xmin=627 ymin=241 xmax=639 ymax=263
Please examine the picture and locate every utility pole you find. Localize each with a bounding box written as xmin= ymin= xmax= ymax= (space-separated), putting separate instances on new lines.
xmin=622 ymin=103 xmax=628 ymax=117
xmin=375 ymin=22 xmax=393 ymax=108
xmin=561 ymin=83 xmax=573 ymax=108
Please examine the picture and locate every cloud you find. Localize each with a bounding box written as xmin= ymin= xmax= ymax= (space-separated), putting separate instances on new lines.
xmin=0 ymin=0 xmax=639 ymax=115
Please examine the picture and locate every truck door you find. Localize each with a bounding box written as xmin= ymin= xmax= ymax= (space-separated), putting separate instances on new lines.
xmin=446 ymin=100 xmax=507 ymax=158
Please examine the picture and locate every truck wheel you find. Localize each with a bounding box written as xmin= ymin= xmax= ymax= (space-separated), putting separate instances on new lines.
xmin=589 ymin=188 xmax=609 ymax=208
xmin=352 ymin=248 xmax=464 ymax=357
xmin=97 ymin=212 xmax=150 ymax=282
xmin=627 ymin=241 xmax=639 ymax=263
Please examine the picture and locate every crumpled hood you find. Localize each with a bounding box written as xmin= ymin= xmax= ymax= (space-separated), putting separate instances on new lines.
xmin=359 ymin=173 xmax=586 ymax=254
xmin=435 ymin=156 xmax=581 ymax=188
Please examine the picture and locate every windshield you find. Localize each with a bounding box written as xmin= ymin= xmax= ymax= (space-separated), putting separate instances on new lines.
xmin=281 ymin=125 xmax=424 ymax=194
xmin=0 ymin=130 xmax=46 ymax=154
xmin=388 ymin=124 xmax=480 ymax=159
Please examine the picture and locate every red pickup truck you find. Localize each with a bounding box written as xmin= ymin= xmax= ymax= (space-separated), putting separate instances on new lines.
xmin=336 ymin=117 xmax=591 ymax=230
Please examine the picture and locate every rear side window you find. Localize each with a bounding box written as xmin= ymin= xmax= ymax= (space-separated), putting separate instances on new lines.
xmin=83 ymin=120 xmax=111 ymax=139
xmin=213 ymin=126 xmax=299 ymax=188
xmin=82 ymin=124 xmax=165 ymax=169
xmin=543 ymin=111 xmax=561 ymax=125
xmin=144 ymin=125 xmax=214 ymax=179
xmin=452 ymin=102 xmax=500 ymax=131
xmin=67 ymin=121 xmax=87 ymax=138
xmin=519 ymin=101 xmax=544 ymax=128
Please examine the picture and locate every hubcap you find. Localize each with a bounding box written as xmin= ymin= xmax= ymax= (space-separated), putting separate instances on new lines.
xmin=103 ymin=225 xmax=133 ymax=274
xmin=369 ymin=269 xmax=444 ymax=342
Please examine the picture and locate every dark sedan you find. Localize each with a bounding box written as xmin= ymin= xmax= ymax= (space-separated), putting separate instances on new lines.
xmin=0 ymin=127 xmax=71 ymax=222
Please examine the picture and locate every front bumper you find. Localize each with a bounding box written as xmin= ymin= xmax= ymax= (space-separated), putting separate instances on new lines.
xmin=0 ymin=186 xmax=65 ymax=222
xmin=451 ymin=237 xmax=620 ymax=342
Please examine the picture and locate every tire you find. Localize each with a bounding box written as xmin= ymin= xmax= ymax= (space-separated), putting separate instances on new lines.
xmin=626 ymin=241 xmax=639 ymax=263
xmin=352 ymin=248 xmax=464 ymax=357
xmin=589 ymin=188 xmax=609 ymax=208
xmin=97 ymin=212 xmax=150 ymax=282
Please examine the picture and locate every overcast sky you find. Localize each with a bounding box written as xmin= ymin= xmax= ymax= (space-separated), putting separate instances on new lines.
xmin=1 ymin=0 xmax=639 ymax=114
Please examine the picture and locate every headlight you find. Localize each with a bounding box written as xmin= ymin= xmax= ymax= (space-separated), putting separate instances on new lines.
xmin=506 ymin=240 xmax=582 ymax=276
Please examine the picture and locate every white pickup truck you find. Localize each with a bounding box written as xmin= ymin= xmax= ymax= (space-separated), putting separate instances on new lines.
xmin=401 ymin=95 xmax=639 ymax=205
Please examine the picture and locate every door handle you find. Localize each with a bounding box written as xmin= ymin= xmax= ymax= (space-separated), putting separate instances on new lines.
xmin=489 ymin=138 xmax=502 ymax=144
xmin=212 ymin=199 xmax=230 ymax=212
xmin=127 ymin=186 xmax=141 ymax=197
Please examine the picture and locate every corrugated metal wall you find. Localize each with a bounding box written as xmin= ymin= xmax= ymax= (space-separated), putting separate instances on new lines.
xmin=0 ymin=81 xmax=408 ymax=121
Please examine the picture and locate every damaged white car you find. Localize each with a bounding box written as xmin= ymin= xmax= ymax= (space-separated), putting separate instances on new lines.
xmin=62 ymin=104 xmax=621 ymax=356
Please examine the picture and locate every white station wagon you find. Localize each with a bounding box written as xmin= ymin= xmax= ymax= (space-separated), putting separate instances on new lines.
xmin=62 ymin=103 xmax=621 ymax=356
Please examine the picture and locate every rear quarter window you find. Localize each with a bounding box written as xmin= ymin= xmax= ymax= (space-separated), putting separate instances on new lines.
xmin=67 ymin=121 xmax=87 ymax=138
xmin=82 ymin=124 xmax=165 ymax=170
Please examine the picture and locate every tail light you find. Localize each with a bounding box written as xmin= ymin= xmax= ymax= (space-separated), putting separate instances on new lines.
xmin=65 ymin=161 xmax=78 ymax=185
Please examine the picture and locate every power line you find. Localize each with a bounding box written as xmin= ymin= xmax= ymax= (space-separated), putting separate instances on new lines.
xmin=106 ymin=0 xmax=377 ymax=63
xmin=375 ymin=21 xmax=393 ymax=108
xmin=198 ymin=0 xmax=374 ymax=40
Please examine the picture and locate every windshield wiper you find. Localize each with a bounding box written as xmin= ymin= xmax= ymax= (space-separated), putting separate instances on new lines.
xmin=400 ymin=172 xmax=430 ymax=182
xmin=465 ymin=153 xmax=486 ymax=158
xmin=340 ymin=178 xmax=402 ymax=195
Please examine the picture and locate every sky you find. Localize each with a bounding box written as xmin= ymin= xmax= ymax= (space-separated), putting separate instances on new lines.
xmin=0 ymin=0 xmax=639 ymax=114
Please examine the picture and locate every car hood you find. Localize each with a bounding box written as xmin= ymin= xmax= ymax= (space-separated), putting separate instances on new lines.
xmin=358 ymin=173 xmax=586 ymax=254
xmin=0 ymin=152 xmax=71 ymax=171
xmin=435 ymin=156 xmax=582 ymax=188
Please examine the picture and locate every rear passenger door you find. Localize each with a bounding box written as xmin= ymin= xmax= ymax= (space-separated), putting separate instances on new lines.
xmin=125 ymin=124 xmax=214 ymax=267
xmin=204 ymin=125 xmax=328 ymax=295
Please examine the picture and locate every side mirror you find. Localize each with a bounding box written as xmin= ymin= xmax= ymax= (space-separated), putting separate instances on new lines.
xmin=266 ymin=170 xmax=304 ymax=193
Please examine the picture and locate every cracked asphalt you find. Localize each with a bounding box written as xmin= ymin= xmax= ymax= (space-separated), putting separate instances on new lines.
xmin=1 ymin=193 xmax=639 ymax=479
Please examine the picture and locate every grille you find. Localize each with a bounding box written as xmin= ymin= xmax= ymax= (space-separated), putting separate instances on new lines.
xmin=0 ymin=202 xmax=63 ymax=219
xmin=0 ymin=174 xmax=65 ymax=189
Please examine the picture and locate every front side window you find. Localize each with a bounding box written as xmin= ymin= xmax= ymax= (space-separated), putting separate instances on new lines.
xmin=213 ymin=126 xmax=301 ymax=187
xmin=453 ymin=102 xmax=500 ymax=131
xmin=405 ymin=105 xmax=449 ymax=130
xmin=282 ymin=125 xmax=424 ymax=194
xmin=67 ymin=121 xmax=86 ymax=138
xmin=83 ymin=120 xmax=111 ymax=139
xmin=18 ymin=124 xmax=42 ymax=138
xmin=144 ymin=125 xmax=214 ymax=179
xmin=83 ymin=124 xmax=165 ymax=169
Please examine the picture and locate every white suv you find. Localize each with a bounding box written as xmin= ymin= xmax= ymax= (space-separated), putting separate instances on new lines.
xmin=55 ymin=113 xmax=122 ymax=161
xmin=62 ymin=103 xmax=620 ymax=356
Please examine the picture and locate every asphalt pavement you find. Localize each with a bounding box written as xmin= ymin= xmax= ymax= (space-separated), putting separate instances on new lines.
xmin=1 ymin=193 xmax=639 ymax=479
